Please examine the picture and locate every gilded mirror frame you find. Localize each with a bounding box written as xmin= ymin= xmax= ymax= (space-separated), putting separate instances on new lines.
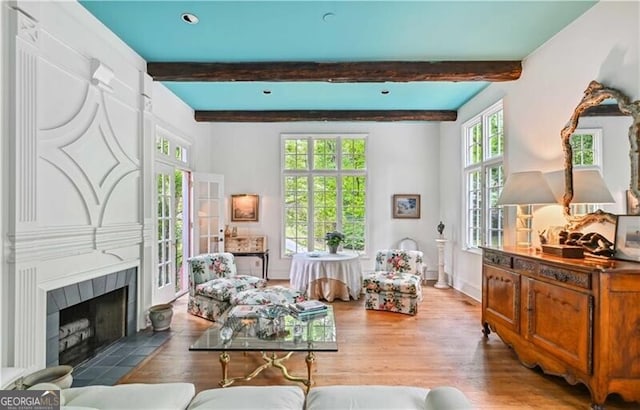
xmin=561 ymin=80 xmax=640 ymax=215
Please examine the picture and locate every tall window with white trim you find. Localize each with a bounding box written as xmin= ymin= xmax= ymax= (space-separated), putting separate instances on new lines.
xmin=155 ymin=133 xmax=191 ymax=299
xmin=282 ymin=134 xmax=367 ymax=256
xmin=463 ymin=101 xmax=504 ymax=249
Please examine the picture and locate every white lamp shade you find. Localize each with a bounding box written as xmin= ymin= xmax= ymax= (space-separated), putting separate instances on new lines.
xmin=544 ymin=169 xmax=614 ymax=204
xmin=497 ymin=171 xmax=557 ymax=205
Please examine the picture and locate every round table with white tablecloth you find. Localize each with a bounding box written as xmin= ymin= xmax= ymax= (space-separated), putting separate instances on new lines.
xmin=289 ymin=252 xmax=362 ymax=301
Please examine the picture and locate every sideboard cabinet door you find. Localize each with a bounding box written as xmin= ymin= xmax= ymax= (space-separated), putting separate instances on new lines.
xmin=482 ymin=264 xmax=520 ymax=334
xmin=525 ymin=278 xmax=593 ymax=375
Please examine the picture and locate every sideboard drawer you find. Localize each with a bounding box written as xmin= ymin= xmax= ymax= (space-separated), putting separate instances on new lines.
xmin=484 ymin=250 xmax=512 ymax=268
xmin=513 ymin=257 xmax=537 ymax=275
xmin=538 ymin=264 xmax=591 ymax=290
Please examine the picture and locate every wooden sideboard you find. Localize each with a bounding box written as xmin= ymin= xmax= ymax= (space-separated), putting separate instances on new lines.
xmin=481 ymin=247 xmax=640 ymax=409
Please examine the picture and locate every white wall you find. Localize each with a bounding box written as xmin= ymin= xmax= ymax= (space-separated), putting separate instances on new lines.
xmin=195 ymin=122 xmax=442 ymax=279
xmin=440 ymin=1 xmax=640 ymax=300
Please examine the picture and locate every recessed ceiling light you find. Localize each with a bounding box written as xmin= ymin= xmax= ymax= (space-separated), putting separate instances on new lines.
xmin=181 ymin=13 xmax=199 ymax=25
xmin=263 ymin=90 xmax=272 ymax=95
xmin=381 ymin=90 xmax=390 ymax=95
xmin=322 ymin=12 xmax=335 ymax=23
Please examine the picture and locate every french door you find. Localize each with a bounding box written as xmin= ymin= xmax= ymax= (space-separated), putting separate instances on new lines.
xmin=155 ymin=164 xmax=192 ymax=303
xmin=193 ymin=173 xmax=225 ymax=255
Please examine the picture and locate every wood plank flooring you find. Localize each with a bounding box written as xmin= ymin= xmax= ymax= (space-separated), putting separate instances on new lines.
xmin=119 ymin=281 xmax=637 ymax=409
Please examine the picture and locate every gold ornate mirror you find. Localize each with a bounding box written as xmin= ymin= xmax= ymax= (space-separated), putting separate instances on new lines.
xmin=561 ymin=80 xmax=640 ymax=215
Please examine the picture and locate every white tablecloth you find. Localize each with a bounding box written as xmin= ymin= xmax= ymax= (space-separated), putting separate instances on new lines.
xmin=289 ymin=253 xmax=362 ymax=301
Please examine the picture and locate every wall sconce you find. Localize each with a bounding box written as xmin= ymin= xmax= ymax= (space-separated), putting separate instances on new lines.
xmin=90 ymin=58 xmax=114 ymax=93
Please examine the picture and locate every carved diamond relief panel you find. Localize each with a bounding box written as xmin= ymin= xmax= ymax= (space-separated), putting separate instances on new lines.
xmin=39 ymin=60 xmax=140 ymax=228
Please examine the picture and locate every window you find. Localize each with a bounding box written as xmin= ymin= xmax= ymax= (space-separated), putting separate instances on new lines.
xmin=157 ymin=135 xmax=188 ymax=164
xmin=571 ymin=128 xmax=603 ymax=214
xmin=282 ymin=134 xmax=367 ymax=256
xmin=463 ymin=101 xmax=504 ymax=249
xmin=571 ymin=128 xmax=602 ymax=168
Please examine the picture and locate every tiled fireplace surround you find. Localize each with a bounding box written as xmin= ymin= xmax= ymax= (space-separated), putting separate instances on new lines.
xmin=46 ymin=268 xmax=138 ymax=367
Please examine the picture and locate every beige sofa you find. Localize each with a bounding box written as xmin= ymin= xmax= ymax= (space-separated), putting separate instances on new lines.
xmin=29 ymin=382 xmax=473 ymax=410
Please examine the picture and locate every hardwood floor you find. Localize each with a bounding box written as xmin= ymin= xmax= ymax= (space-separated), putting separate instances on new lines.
xmin=119 ymin=281 xmax=637 ymax=409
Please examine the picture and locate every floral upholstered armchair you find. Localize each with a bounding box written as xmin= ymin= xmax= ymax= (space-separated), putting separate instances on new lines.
xmin=187 ymin=252 xmax=266 ymax=321
xmin=362 ymin=249 xmax=424 ymax=315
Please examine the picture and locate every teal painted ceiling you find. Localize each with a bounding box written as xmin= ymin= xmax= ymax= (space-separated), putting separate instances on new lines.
xmin=79 ymin=1 xmax=597 ymax=115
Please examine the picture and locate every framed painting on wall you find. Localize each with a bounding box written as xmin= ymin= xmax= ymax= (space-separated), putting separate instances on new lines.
xmin=392 ymin=194 xmax=421 ymax=219
xmin=231 ymin=194 xmax=259 ymax=222
xmin=614 ymin=215 xmax=640 ymax=262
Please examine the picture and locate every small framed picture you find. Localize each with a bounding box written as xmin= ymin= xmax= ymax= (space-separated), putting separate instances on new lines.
xmin=392 ymin=194 xmax=421 ymax=219
xmin=231 ymin=194 xmax=259 ymax=222
xmin=614 ymin=215 xmax=640 ymax=262
xmin=627 ymin=190 xmax=640 ymax=215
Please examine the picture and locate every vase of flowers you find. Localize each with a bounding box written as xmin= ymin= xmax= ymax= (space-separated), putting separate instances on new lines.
xmin=325 ymin=231 xmax=345 ymax=254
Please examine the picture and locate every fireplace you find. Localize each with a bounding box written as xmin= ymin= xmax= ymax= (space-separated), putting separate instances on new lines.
xmin=46 ymin=268 xmax=137 ymax=367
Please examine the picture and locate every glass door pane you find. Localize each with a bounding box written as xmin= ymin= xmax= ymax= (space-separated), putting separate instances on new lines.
xmin=155 ymin=164 xmax=175 ymax=304
xmin=193 ymin=173 xmax=225 ymax=255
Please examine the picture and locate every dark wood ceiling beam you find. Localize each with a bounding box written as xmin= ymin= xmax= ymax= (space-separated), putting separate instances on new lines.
xmin=581 ymin=104 xmax=625 ymax=117
xmin=148 ymin=61 xmax=521 ymax=82
xmin=194 ymin=110 xmax=457 ymax=122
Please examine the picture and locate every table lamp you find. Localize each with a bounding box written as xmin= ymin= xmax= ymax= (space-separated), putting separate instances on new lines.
xmin=544 ymin=169 xmax=614 ymax=205
xmin=497 ymin=171 xmax=558 ymax=247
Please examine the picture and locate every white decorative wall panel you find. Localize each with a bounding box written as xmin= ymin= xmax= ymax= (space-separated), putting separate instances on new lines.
xmin=14 ymin=267 xmax=41 ymax=368
xmin=39 ymin=72 xmax=140 ymax=229
xmin=15 ymin=38 xmax=38 ymax=224
xmin=103 ymin=95 xmax=140 ymax=161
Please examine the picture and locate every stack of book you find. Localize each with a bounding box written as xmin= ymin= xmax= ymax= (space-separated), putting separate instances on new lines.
xmin=289 ymin=300 xmax=328 ymax=319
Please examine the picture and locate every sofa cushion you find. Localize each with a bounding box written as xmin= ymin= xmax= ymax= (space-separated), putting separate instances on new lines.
xmin=187 ymin=386 xmax=304 ymax=410
xmin=306 ymin=385 xmax=430 ymax=410
xmin=425 ymin=386 xmax=473 ymax=409
xmin=231 ymin=285 xmax=306 ymax=306
xmin=61 ymin=383 xmax=195 ymax=410
xmin=28 ymin=382 xmax=65 ymax=406
xmin=374 ymin=250 xmax=423 ymax=274
xmin=195 ymin=275 xmax=266 ymax=300
xmin=189 ymin=253 xmax=238 ymax=284
xmin=363 ymin=272 xmax=422 ymax=294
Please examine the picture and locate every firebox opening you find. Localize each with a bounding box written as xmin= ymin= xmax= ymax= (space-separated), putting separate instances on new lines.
xmin=58 ymin=287 xmax=127 ymax=367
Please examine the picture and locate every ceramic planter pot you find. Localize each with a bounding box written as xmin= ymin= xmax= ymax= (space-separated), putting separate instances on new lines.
xmin=149 ymin=304 xmax=173 ymax=331
xmin=20 ymin=365 xmax=74 ymax=389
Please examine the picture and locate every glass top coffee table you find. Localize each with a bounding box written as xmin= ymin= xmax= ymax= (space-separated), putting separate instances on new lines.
xmin=190 ymin=305 xmax=338 ymax=392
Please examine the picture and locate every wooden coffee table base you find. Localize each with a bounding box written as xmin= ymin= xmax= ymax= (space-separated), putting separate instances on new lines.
xmin=219 ymin=351 xmax=316 ymax=393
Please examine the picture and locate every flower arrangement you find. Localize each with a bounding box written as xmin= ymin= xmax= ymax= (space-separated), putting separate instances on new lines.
xmin=325 ymin=231 xmax=345 ymax=247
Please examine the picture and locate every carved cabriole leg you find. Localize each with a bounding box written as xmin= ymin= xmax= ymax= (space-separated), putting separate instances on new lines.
xmin=482 ymin=322 xmax=491 ymax=337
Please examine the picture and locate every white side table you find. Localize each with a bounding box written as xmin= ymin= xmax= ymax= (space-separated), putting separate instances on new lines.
xmin=434 ymin=238 xmax=450 ymax=289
